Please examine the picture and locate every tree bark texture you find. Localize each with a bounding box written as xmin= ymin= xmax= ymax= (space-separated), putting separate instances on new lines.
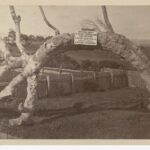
xmin=101 ymin=6 xmax=114 ymax=33
xmin=39 ymin=6 xmax=60 ymax=35
xmin=0 ymin=6 xmax=38 ymax=126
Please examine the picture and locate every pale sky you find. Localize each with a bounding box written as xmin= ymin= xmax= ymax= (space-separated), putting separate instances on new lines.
xmin=0 ymin=6 xmax=150 ymax=39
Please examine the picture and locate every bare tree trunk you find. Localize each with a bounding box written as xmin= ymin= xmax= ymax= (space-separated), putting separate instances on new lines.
xmin=8 ymin=6 xmax=39 ymax=126
xmin=101 ymin=6 xmax=114 ymax=33
xmin=8 ymin=6 xmax=63 ymax=126
xmin=9 ymin=6 xmax=28 ymax=57
xmin=0 ymin=33 xmax=72 ymax=101
xmin=39 ymin=6 xmax=60 ymax=35
xmin=9 ymin=74 xmax=38 ymax=126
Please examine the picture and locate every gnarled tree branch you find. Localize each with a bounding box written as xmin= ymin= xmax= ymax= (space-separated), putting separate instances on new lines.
xmin=39 ymin=6 xmax=60 ymax=35
xmin=101 ymin=6 xmax=114 ymax=33
xmin=8 ymin=6 xmax=37 ymax=126
xmin=9 ymin=6 xmax=28 ymax=57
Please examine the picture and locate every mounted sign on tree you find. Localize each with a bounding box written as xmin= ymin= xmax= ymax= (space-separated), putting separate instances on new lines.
xmin=74 ymin=30 xmax=97 ymax=46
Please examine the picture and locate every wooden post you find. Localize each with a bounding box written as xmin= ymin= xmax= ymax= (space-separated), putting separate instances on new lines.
xmin=46 ymin=75 xmax=50 ymax=97
xmin=71 ymin=73 xmax=74 ymax=93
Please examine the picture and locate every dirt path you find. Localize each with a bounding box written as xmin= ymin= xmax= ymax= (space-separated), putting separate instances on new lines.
xmin=0 ymin=87 xmax=150 ymax=139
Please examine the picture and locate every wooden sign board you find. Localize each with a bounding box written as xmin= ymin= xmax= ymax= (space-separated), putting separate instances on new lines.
xmin=74 ymin=30 xmax=97 ymax=45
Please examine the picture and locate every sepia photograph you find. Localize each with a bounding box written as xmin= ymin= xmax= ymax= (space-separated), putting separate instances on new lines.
xmin=0 ymin=4 xmax=149 ymax=140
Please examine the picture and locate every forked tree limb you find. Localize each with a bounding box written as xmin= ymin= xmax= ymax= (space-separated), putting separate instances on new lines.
xmin=9 ymin=6 xmax=28 ymax=57
xmin=8 ymin=6 xmax=38 ymax=125
xmin=101 ymin=6 xmax=114 ymax=33
xmin=39 ymin=6 xmax=60 ymax=35
xmin=9 ymin=74 xmax=38 ymax=126
xmin=0 ymin=38 xmax=23 ymax=78
xmin=7 ymin=6 xmax=63 ymax=126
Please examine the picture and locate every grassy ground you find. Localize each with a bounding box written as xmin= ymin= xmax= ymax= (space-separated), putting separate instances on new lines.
xmin=0 ymin=87 xmax=150 ymax=139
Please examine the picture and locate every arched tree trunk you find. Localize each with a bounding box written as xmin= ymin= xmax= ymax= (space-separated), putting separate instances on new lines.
xmin=1 ymin=32 xmax=150 ymax=96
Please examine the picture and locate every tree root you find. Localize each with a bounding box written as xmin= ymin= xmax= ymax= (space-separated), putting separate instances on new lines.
xmin=9 ymin=112 xmax=33 ymax=126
